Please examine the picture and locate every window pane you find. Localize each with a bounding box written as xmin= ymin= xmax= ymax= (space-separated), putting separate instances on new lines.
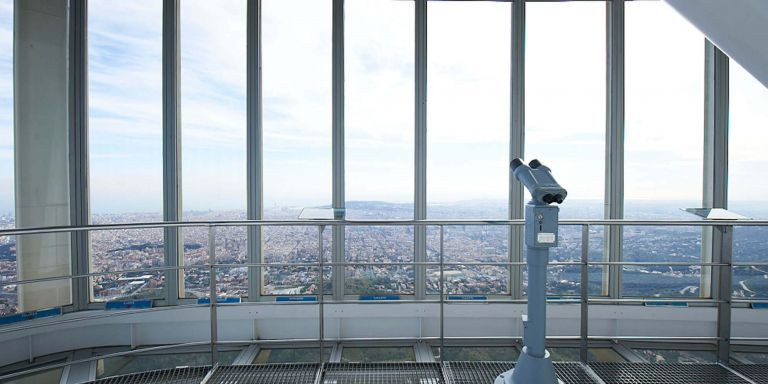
xmin=623 ymin=2 xmax=704 ymax=298
xmin=253 ymin=348 xmax=331 ymax=363
xmin=526 ymin=2 xmax=604 ymax=217
xmin=344 ymin=0 xmax=414 ymax=297
xmin=427 ymin=225 xmax=509 ymax=295
xmin=625 ymin=1 xmax=703 ymax=216
xmin=729 ymin=62 xmax=768 ymax=299
xmin=346 ymin=226 xmax=414 ymax=295
xmin=427 ymin=1 xmax=509 ymax=220
xmin=180 ymin=0 xmax=247 ymax=299
xmin=262 ymin=0 xmax=332 ymax=296
xmin=632 ymin=348 xmax=716 ymax=364
xmin=548 ymin=347 xmax=625 ymax=363
xmin=96 ymin=350 xmax=240 ymax=378
xmin=0 ymin=0 xmax=14 ymax=317
xmin=89 ymin=0 xmax=164 ymax=301
xmin=340 ymin=347 xmax=415 ymax=363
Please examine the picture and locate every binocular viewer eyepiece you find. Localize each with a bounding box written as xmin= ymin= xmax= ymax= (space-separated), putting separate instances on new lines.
xmin=510 ymin=158 xmax=567 ymax=205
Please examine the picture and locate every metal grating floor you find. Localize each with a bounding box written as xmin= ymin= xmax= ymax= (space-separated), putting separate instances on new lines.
xmin=83 ymin=362 xmax=768 ymax=384
xmin=442 ymin=361 xmax=597 ymax=384
xmin=588 ymin=363 xmax=752 ymax=384
xmin=89 ymin=366 xmax=210 ymax=384
xmin=322 ymin=362 xmax=444 ymax=384
xmin=205 ymin=363 xmax=319 ymax=384
xmin=731 ymin=364 xmax=768 ymax=383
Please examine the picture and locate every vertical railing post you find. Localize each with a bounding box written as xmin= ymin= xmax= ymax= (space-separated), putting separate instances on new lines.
xmin=580 ymin=224 xmax=590 ymax=363
xmin=717 ymin=224 xmax=733 ymax=363
xmin=208 ymin=226 xmax=218 ymax=366
xmin=439 ymin=225 xmax=445 ymax=363
xmin=318 ymin=225 xmax=325 ymax=362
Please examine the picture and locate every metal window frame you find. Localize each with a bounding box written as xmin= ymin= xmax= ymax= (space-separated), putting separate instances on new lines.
xmin=414 ymin=0 xmax=427 ymax=301
xmin=332 ymin=0 xmax=345 ymax=302
xmin=605 ymin=0 xmax=624 ymax=299
xmin=509 ymin=0 xmax=525 ymax=300
xmin=67 ymin=0 xmax=90 ymax=311
xmin=247 ymin=0 xmax=263 ymax=302
xmin=162 ymin=0 xmax=182 ymax=305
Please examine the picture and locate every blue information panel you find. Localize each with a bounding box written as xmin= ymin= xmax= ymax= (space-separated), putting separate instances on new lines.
xmin=276 ymin=296 xmax=317 ymax=302
xmin=447 ymin=296 xmax=487 ymax=301
xmin=105 ymin=299 xmax=153 ymax=310
xmin=197 ymin=297 xmax=242 ymax=305
xmin=751 ymin=303 xmax=768 ymax=309
xmin=645 ymin=301 xmax=688 ymax=308
xmin=0 ymin=307 xmax=62 ymax=325
xmin=359 ymin=295 xmax=400 ymax=301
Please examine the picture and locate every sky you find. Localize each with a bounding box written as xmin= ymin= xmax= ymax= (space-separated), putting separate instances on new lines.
xmin=0 ymin=0 xmax=767 ymax=216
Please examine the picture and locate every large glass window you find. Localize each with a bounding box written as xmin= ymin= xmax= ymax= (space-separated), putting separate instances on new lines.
xmin=526 ymin=2 xmax=605 ymax=296
xmin=0 ymin=0 xmax=14 ymax=316
xmin=729 ymin=62 xmax=768 ymax=299
xmin=180 ymin=0 xmax=247 ymax=299
xmin=345 ymin=0 xmax=414 ymax=295
xmin=622 ymin=1 xmax=704 ymax=297
xmin=340 ymin=346 xmax=415 ymax=363
xmin=89 ymin=0 xmax=165 ymax=302
xmin=262 ymin=0 xmax=332 ymax=295
xmin=426 ymin=1 xmax=510 ymax=296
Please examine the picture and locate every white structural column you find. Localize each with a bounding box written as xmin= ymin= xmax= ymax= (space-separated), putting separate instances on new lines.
xmin=605 ymin=0 xmax=625 ymax=298
xmin=701 ymin=40 xmax=731 ymax=363
xmin=414 ymin=0 xmax=427 ymax=301
xmin=509 ymin=0 xmax=525 ymax=300
xmin=331 ymin=0 xmax=345 ymax=300
xmin=163 ymin=0 xmax=182 ymax=304
xmin=13 ymin=0 xmax=72 ymax=312
xmin=246 ymin=0 xmax=263 ymax=301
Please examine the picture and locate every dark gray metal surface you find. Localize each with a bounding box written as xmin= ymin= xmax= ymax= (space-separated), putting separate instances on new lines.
xmin=321 ymin=362 xmax=443 ymax=384
xmin=206 ymin=363 xmax=318 ymax=384
xmin=731 ymin=364 xmax=768 ymax=383
xmin=83 ymin=362 xmax=766 ymax=384
xmin=588 ymin=363 xmax=751 ymax=384
xmin=90 ymin=366 xmax=209 ymax=384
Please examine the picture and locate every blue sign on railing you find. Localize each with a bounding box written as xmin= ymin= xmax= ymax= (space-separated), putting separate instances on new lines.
xmin=275 ymin=296 xmax=317 ymax=302
xmin=447 ymin=295 xmax=487 ymax=301
xmin=105 ymin=299 xmax=153 ymax=310
xmin=0 ymin=307 xmax=62 ymax=325
xmin=751 ymin=303 xmax=768 ymax=309
xmin=359 ymin=295 xmax=400 ymax=301
xmin=197 ymin=297 xmax=242 ymax=305
xmin=644 ymin=301 xmax=688 ymax=308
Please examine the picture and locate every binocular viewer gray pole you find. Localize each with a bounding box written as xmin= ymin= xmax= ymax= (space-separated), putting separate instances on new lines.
xmin=496 ymin=159 xmax=567 ymax=384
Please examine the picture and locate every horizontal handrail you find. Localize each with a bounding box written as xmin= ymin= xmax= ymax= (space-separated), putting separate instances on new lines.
xmin=0 ymin=218 xmax=767 ymax=237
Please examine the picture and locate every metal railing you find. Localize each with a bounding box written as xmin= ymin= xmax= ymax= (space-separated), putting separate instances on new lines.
xmin=0 ymin=218 xmax=767 ymax=380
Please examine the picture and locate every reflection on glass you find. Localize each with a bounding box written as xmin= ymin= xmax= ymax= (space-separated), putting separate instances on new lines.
xmin=96 ymin=351 xmax=240 ymax=379
xmin=346 ymin=226 xmax=414 ymax=295
xmin=427 ymin=226 xmax=508 ymax=295
xmin=427 ymin=1 xmax=509 ymax=220
xmin=253 ymin=348 xmax=331 ymax=363
xmin=433 ymin=346 xmax=519 ymax=362
xmin=731 ymin=351 xmax=768 ymax=364
xmin=1 ymin=367 xmax=63 ymax=384
xmin=548 ymin=347 xmax=625 ymax=362
xmin=633 ymin=348 xmax=716 ymax=364
xmin=88 ymin=0 xmax=164 ymax=301
xmin=341 ymin=347 xmax=415 ymax=363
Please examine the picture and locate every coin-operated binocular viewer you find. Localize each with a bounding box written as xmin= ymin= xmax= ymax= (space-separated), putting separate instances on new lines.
xmin=495 ymin=159 xmax=567 ymax=384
